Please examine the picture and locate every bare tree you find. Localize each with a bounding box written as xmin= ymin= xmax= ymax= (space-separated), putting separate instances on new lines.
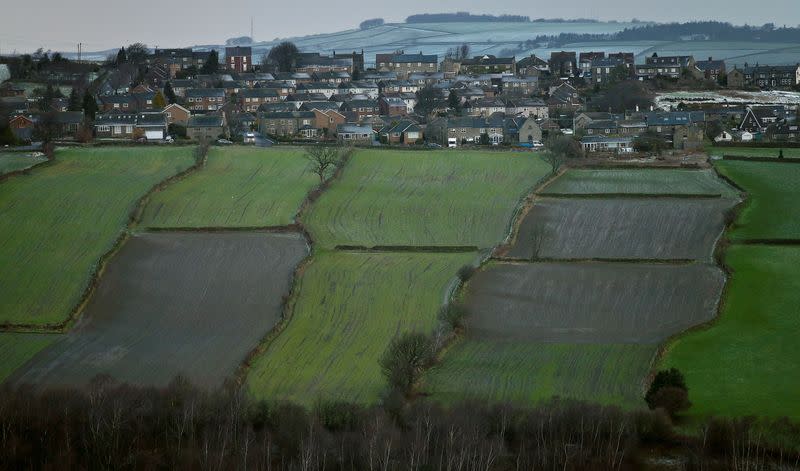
xmin=305 ymin=145 xmax=346 ymax=183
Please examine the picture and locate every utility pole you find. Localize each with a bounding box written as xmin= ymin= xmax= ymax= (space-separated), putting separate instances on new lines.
xmin=78 ymin=43 xmax=82 ymax=63
xmin=250 ymin=17 xmax=254 ymax=41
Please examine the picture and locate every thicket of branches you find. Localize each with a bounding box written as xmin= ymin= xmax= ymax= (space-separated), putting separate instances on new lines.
xmin=3 ymin=377 xmax=799 ymax=470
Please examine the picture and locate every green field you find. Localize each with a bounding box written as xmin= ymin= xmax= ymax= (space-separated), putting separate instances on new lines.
xmin=246 ymin=251 xmax=476 ymax=405
xmin=425 ymin=341 xmax=654 ymax=407
xmin=305 ymin=150 xmax=550 ymax=249
xmin=141 ymin=147 xmax=318 ymax=228
xmin=0 ymin=333 xmax=59 ymax=383
xmin=661 ymin=245 xmax=800 ymax=419
xmin=541 ymin=169 xmax=739 ymax=197
xmin=0 ymin=147 xmax=195 ymax=326
xmin=716 ymin=160 xmax=800 ymax=240
xmin=713 ymin=147 xmax=800 ymax=159
xmin=0 ymin=153 xmax=47 ymax=175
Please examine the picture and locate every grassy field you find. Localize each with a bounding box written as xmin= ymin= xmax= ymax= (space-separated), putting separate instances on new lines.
xmin=0 ymin=333 xmax=59 ymax=383
xmin=0 ymin=147 xmax=195 ymax=326
xmin=0 ymin=153 xmax=47 ymax=175
xmin=541 ymin=169 xmax=739 ymax=197
xmin=716 ymin=160 xmax=800 ymax=240
xmin=305 ymin=150 xmax=550 ymax=249
xmin=246 ymin=250 xmax=476 ymax=405
xmin=712 ymin=147 xmax=800 ymax=159
xmin=425 ymin=341 xmax=654 ymax=407
xmin=141 ymin=147 xmax=318 ymax=228
xmin=661 ymin=246 xmax=800 ymax=419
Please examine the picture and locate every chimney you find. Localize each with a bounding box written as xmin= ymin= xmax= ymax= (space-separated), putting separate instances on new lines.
xmin=709 ymin=56 xmax=713 ymax=62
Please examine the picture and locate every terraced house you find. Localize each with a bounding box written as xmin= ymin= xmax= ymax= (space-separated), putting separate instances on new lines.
xmin=239 ymin=88 xmax=281 ymax=112
xmin=376 ymin=52 xmax=438 ymax=79
xmin=258 ymin=111 xmax=317 ymax=137
xmin=185 ymin=88 xmax=225 ymax=111
xmin=727 ymin=64 xmax=800 ymax=88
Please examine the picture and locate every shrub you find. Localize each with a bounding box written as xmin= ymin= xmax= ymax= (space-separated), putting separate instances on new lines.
xmin=438 ymin=302 xmax=469 ymax=330
xmin=648 ymin=386 xmax=691 ymax=417
xmin=379 ymin=332 xmax=434 ymax=393
xmin=457 ymin=264 xmax=476 ymax=283
xmin=645 ymin=368 xmax=689 ymax=416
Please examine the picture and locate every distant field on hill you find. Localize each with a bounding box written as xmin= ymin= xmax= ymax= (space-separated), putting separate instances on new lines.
xmin=712 ymin=147 xmax=800 ymax=159
xmin=10 ymin=232 xmax=308 ymax=388
xmin=661 ymin=245 xmax=800 ymax=419
xmin=0 ymin=147 xmax=195 ymax=326
xmin=246 ymin=251 xmax=475 ymax=405
xmin=716 ymin=160 xmax=800 ymax=240
xmin=508 ymin=197 xmax=736 ymax=261
xmin=305 ymin=150 xmax=550 ymax=249
xmin=541 ymin=169 xmax=739 ymax=196
xmin=0 ymin=153 xmax=47 ymax=176
xmin=141 ymin=147 xmax=317 ymax=228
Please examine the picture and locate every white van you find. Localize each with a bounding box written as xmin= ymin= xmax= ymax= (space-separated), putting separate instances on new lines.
xmin=447 ymin=138 xmax=458 ymax=148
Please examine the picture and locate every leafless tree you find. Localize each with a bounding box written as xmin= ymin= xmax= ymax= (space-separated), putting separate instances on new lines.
xmin=304 ymin=144 xmax=347 ymax=183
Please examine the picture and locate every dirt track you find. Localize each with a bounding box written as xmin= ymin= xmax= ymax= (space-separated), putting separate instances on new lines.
xmin=11 ymin=232 xmax=308 ymax=389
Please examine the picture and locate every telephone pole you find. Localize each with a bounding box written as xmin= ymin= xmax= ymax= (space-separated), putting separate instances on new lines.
xmin=78 ymin=43 xmax=82 ymax=63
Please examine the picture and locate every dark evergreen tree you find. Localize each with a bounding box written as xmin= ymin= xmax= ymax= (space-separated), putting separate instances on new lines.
xmin=116 ymin=46 xmax=127 ymax=64
xmin=163 ymin=81 xmax=177 ymax=104
xmin=201 ymin=50 xmax=219 ymax=74
xmin=82 ymin=92 xmax=98 ymax=120
xmin=67 ymin=88 xmax=82 ymax=111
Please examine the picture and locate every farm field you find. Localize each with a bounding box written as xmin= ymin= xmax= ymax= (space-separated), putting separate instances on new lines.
xmin=661 ymin=245 xmax=800 ymax=419
xmin=463 ymin=261 xmax=725 ymax=344
xmin=0 ymin=147 xmax=195 ymax=326
xmin=425 ymin=341 xmax=655 ymax=406
xmin=0 ymin=333 xmax=59 ymax=383
xmin=0 ymin=152 xmax=47 ymax=175
xmin=711 ymin=147 xmax=800 ymax=159
xmin=246 ymin=250 xmax=476 ymax=405
xmin=141 ymin=147 xmax=318 ymax=228
xmin=541 ymin=169 xmax=739 ymax=197
xmin=507 ymin=197 xmax=737 ymax=261
xmin=10 ymin=231 xmax=308 ymax=389
xmin=305 ymin=150 xmax=550 ymax=249
xmin=716 ymin=160 xmax=800 ymax=240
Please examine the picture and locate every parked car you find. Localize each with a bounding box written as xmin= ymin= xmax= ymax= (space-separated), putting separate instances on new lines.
xmin=217 ymin=139 xmax=233 ymax=145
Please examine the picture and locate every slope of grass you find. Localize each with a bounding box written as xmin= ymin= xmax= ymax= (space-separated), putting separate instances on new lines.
xmin=661 ymin=246 xmax=800 ymax=419
xmin=425 ymin=341 xmax=654 ymax=407
xmin=0 ymin=147 xmax=195 ymax=326
xmin=0 ymin=153 xmax=47 ymax=175
xmin=246 ymin=251 xmax=476 ymax=406
xmin=0 ymin=333 xmax=59 ymax=383
xmin=141 ymin=147 xmax=318 ymax=228
xmin=541 ymin=169 xmax=739 ymax=197
xmin=305 ymin=150 xmax=550 ymax=249
xmin=716 ymin=160 xmax=800 ymax=240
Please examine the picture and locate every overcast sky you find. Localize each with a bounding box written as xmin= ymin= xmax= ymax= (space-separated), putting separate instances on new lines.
xmin=1 ymin=0 xmax=798 ymax=54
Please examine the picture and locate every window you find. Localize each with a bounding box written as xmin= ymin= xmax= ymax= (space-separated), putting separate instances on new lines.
xmin=98 ymin=125 xmax=110 ymax=132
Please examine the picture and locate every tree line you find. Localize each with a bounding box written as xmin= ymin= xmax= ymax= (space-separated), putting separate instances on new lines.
xmin=3 ymin=376 xmax=800 ymax=470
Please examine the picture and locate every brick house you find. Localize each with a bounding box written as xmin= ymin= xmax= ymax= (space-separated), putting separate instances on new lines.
xmin=185 ymin=88 xmax=226 ymax=111
xmin=379 ymin=96 xmax=408 ymax=116
xmin=239 ymin=88 xmax=280 ymax=112
xmin=695 ymin=57 xmax=726 ymax=82
xmin=379 ymin=119 xmax=422 ymax=144
xmin=310 ymin=108 xmax=346 ymax=138
xmin=163 ymin=103 xmax=191 ymax=126
xmin=94 ymin=113 xmax=136 ymax=139
xmin=225 ymin=46 xmax=252 ymax=73
xmin=376 ymin=52 xmax=438 ymax=79
xmin=258 ymin=111 xmax=316 ymax=137
xmin=459 ymin=55 xmax=516 ymax=75
xmin=187 ymin=114 xmax=227 ymax=141
xmin=340 ymin=99 xmax=379 ymax=120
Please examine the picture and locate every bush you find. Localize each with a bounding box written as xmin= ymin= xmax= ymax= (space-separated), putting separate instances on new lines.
xmin=457 ymin=264 xmax=476 ymax=283
xmin=438 ymin=302 xmax=469 ymax=330
xmin=648 ymin=386 xmax=691 ymax=417
xmin=379 ymin=332 xmax=434 ymax=393
xmin=645 ymin=368 xmax=689 ymax=416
